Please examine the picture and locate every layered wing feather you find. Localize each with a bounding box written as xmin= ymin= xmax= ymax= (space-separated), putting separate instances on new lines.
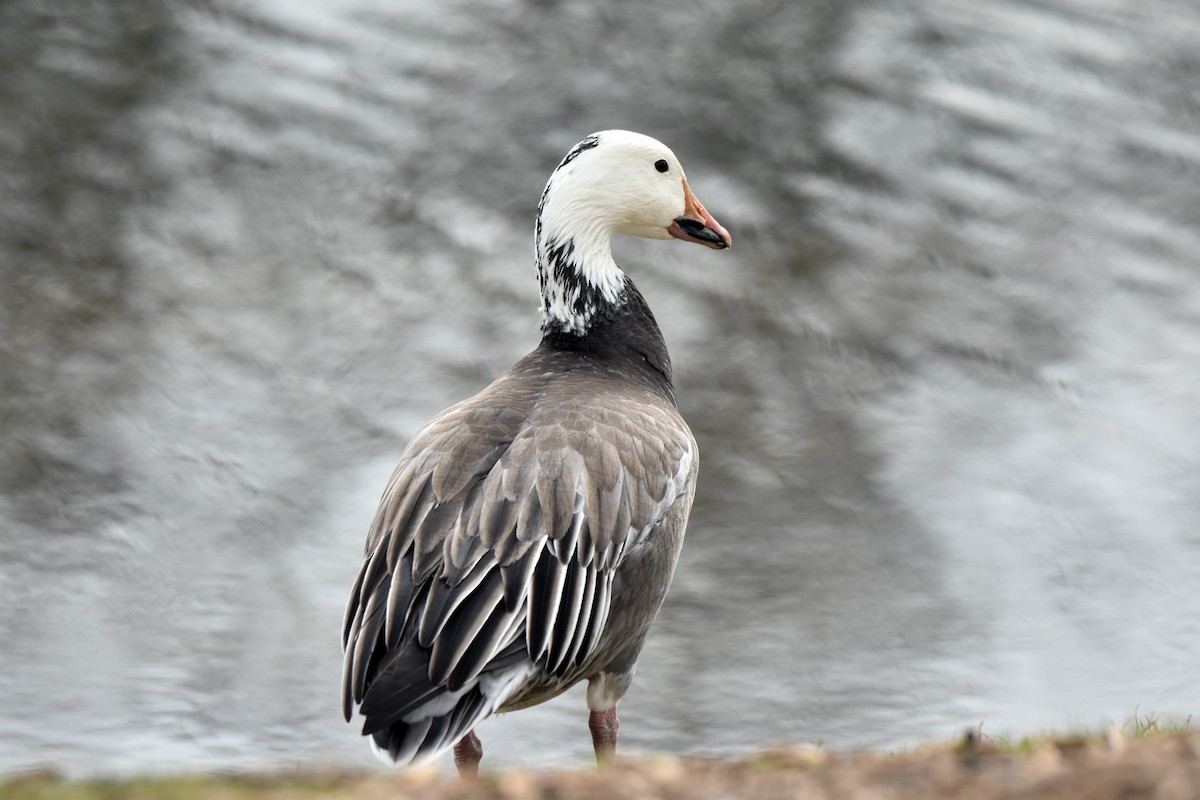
xmin=341 ymin=374 xmax=695 ymax=762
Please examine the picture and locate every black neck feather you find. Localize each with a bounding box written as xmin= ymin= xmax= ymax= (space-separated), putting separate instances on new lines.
xmin=539 ymin=278 xmax=676 ymax=403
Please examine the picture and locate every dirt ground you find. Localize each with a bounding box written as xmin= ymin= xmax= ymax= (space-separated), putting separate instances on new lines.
xmin=7 ymin=731 xmax=1199 ymax=800
xmin=362 ymin=733 xmax=1200 ymax=800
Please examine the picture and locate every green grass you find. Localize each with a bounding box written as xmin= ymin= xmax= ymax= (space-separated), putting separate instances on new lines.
xmin=973 ymin=711 xmax=1193 ymax=755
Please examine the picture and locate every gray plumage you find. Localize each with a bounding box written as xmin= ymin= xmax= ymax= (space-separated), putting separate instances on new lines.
xmin=341 ymin=333 xmax=696 ymax=763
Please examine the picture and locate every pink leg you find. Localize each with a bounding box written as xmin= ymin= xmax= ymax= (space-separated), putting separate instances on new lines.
xmin=588 ymin=707 xmax=620 ymax=764
xmin=453 ymin=730 xmax=482 ymax=778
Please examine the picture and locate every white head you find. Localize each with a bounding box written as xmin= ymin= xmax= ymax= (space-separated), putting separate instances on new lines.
xmin=536 ymin=130 xmax=731 ymax=334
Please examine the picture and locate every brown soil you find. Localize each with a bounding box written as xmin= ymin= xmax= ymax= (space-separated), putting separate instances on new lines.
xmin=6 ymin=733 xmax=1199 ymax=799
xmin=366 ymin=734 xmax=1200 ymax=799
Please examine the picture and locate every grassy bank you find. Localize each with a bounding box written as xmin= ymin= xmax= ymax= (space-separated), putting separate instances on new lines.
xmin=5 ymin=718 xmax=1196 ymax=800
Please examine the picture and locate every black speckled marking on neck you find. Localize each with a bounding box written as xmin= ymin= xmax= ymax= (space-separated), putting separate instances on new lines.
xmin=538 ymin=236 xmax=627 ymax=330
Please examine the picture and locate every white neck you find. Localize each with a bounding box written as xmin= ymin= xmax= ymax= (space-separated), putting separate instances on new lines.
xmin=535 ymin=194 xmax=628 ymax=336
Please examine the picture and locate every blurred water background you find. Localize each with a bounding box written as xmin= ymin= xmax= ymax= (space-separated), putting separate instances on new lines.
xmin=2 ymin=0 xmax=1199 ymax=779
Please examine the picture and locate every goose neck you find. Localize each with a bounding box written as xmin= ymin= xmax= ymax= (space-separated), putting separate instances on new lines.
xmin=536 ymin=222 xmax=627 ymax=336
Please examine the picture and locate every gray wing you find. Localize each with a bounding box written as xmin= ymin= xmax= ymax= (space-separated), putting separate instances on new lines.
xmin=340 ymin=385 xmax=695 ymax=759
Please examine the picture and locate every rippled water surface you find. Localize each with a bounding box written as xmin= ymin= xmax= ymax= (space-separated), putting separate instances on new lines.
xmin=3 ymin=0 xmax=1200 ymax=778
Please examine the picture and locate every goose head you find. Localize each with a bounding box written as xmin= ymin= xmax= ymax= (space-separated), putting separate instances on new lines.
xmin=536 ymin=130 xmax=731 ymax=335
xmin=538 ymin=130 xmax=732 ymax=252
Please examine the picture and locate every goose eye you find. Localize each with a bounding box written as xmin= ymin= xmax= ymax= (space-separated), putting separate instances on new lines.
xmin=654 ymin=159 xmax=669 ymax=173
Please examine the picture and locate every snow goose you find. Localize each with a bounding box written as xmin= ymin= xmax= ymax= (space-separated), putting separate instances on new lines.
xmin=341 ymin=130 xmax=731 ymax=776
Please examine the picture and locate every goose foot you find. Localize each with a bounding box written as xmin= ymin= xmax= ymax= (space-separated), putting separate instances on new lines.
xmin=453 ymin=730 xmax=482 ymax=778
